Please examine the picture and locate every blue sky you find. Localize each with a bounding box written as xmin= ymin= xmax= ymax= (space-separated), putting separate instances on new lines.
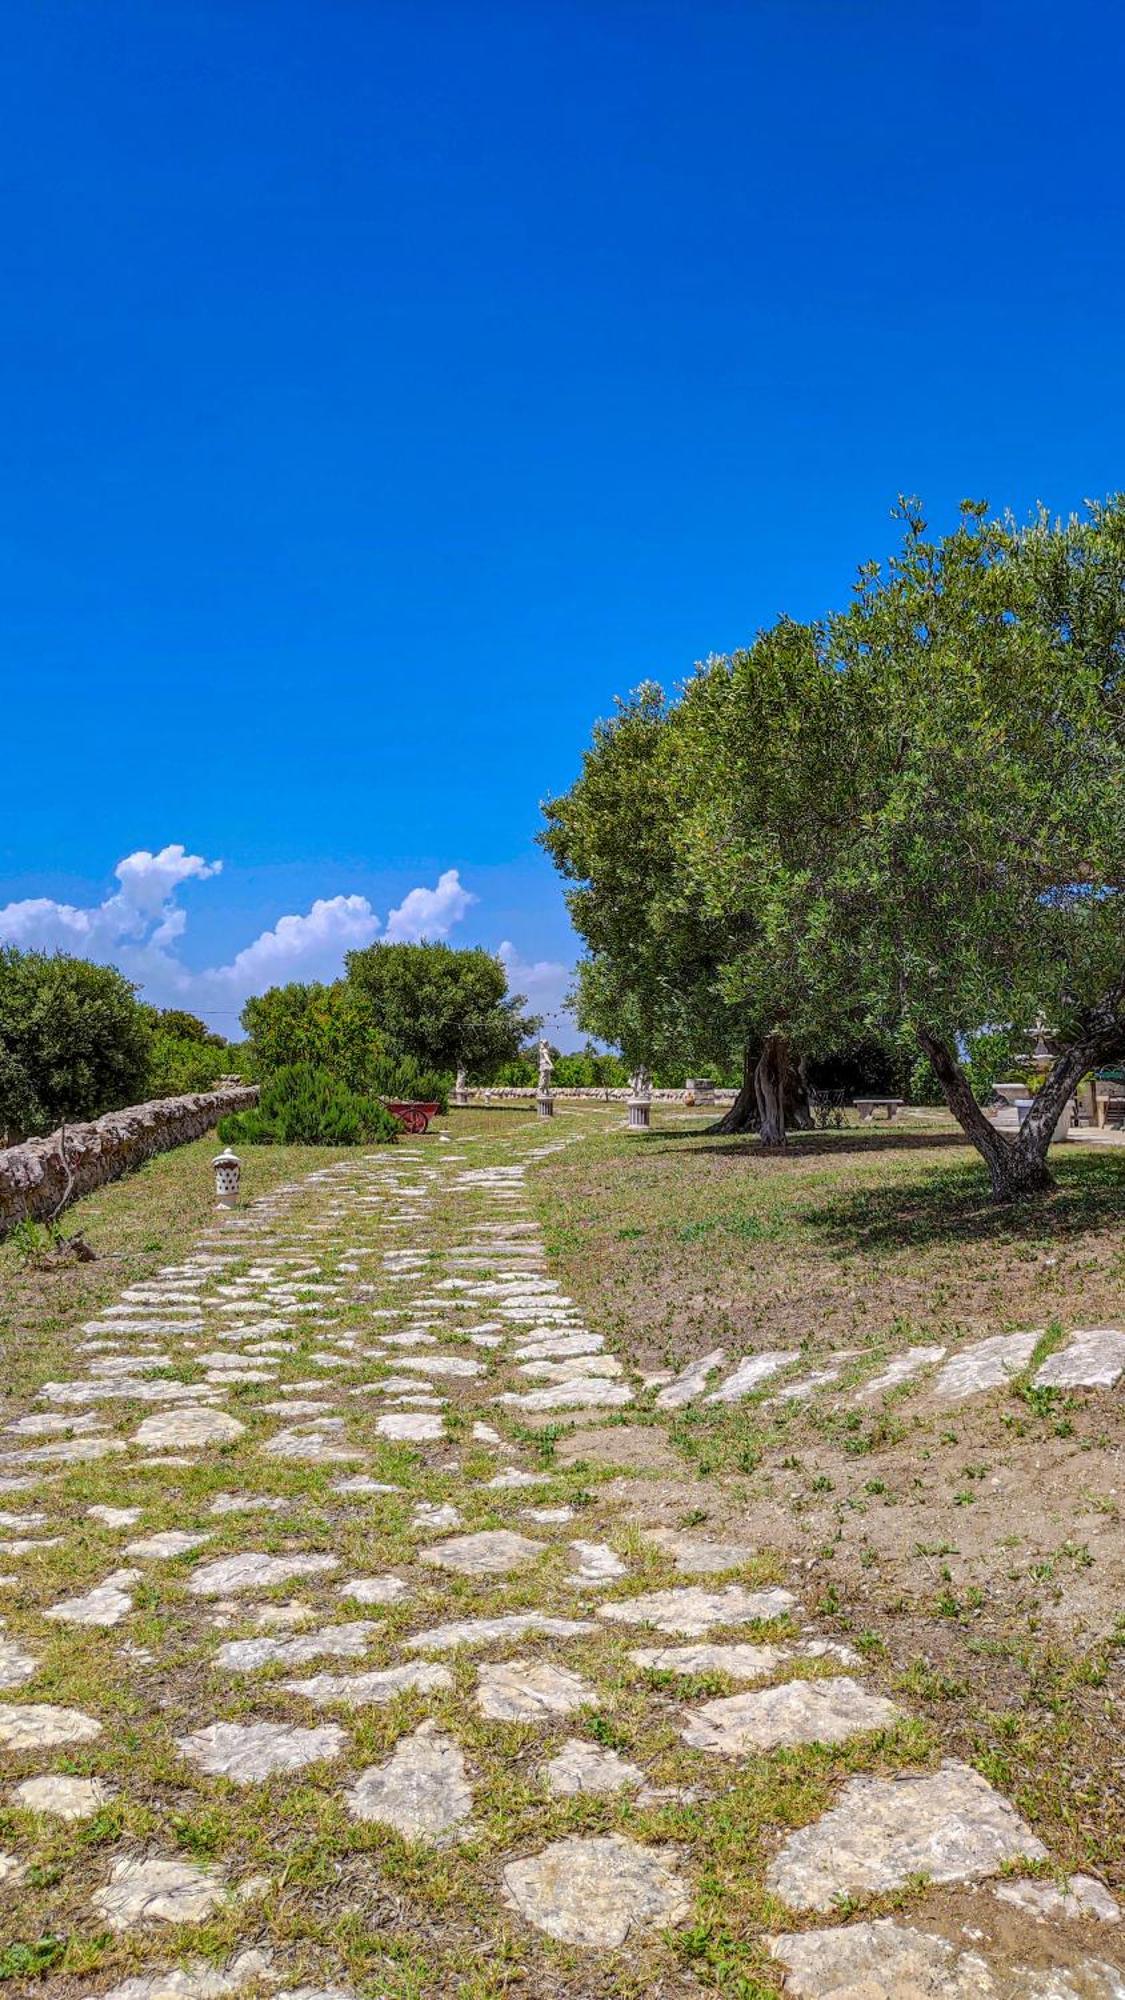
xmin=3 ymin=1 xmax=1124 ymax=1041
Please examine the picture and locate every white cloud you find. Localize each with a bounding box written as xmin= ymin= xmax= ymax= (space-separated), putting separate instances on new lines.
xmin=385 ymin=868 xmax=476 ymax=942
xmin=497 ymin=940 xmax=572 ymax=1027
xmin=0 ymin=850 xmax=475 ymax=1030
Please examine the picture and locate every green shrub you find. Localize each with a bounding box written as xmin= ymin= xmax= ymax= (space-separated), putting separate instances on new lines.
xmin=368 ymin=1054 xmax=449 ymax=1113
xmin=145 ymin=1033 xmax=229 ymax=1099
xmin=218 ymin=1064 xmax=398 ymax=1146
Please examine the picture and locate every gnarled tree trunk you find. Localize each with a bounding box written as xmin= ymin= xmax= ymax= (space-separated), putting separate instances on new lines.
xmin=918 ymin=1023 xmax=1122 ymax=1202
xmin=708 ymin=1041 xmax=813 ymax=1138
xmin=755 ymin=1032 xmax=790 ymax=1144
xmin=710 ymin=1046 xmax=757 ymax=1134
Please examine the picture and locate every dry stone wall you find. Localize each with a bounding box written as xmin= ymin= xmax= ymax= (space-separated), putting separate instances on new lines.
xmin=0 ymin=1085 xmax=259 ymax=1236
xmin=460 ymin=1086 xmax=736 ymax=1104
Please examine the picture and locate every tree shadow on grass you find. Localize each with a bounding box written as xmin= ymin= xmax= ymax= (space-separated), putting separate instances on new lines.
xmin=797 ymin=1149 xmax=1125 ymax=1253
xmin=651 ymin=1127 xmax=974 ymax=1158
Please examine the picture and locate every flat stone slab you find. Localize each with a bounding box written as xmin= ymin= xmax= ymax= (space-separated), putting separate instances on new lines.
xmin=283 ymin=1662 xmax=453 ymax=1705
xmin=598 ymin=1584 xmax=798 ymax=1637
xmin=89 ymin=1505 xmax=143 ymax=1527
xmin=133 ymin=1408 xmax=245 ymax=1449
xmin=568 ymin=1538 xmax=627 ymax=1582
xmin=514 ymin=1332 xmax=604 ymax=1361
xmin=704 ymin=1351 xmax=800 ymax=1403
xmin=767 ymin=1759 xmax=1047 ymax=1910
xmin=412 ymin=1501 xmax=463 ymax=1528
xmin=0 ymin=1636 xmax=37 ymax=1687
xmin=476 ymin=1658 xmax=595 ymax=1721
xmin=89 ymin=1947 xmax=275 ymax=1998
xmin=502 ymin=1832 xmax=690 ymax=1947
xmin=544 ymin=1738 xmax=645 ymax=1796
xmin=404 ymin=1612 xmax=597 ymax=1652
xmin=45 ymin=1569 xmax=141 ymax=1627
xmin=93 ymin=1852 xmax=226 ymax=1929
xmin=126 ymin=1531 xmax=213 ymax=1560
xmin=178 ymin=1719 xmax=344 ymax=1780
xmin=375 ymin=1412 xmax=445 ymax=1441
xmin=495 ymin=1378 xmax=633 ymax=1410
xmin=642 ymin=1529 xmax=756 ymax=1573
xmin=188 ymin=1553 xmax=339 ymax=1597
xmin=934 ymin=1332 xmax=1039 ymax=1400
xmin=1035 ymin=1329 xmax=1125 ymax=1389
xmin=419 ymin=1530 xmax=544 ymax=1576
xmin=654 ymin=1348 xmax=727 ymax=1410
xmin=216 ymin=1621 xmax=376 ymax=1670
xmin=345 ymin=1720 xmax=473 ymax=1844
xmin=681 ymin=1674 xmax=901 ymax=1753
xmin=631 ymin=1638 xmax=859 ymax=1678
xmin=994 ymin=1873 xmax=1120 ymax=1923
xmin=394 ymin=1355 xmax=485 ymax=1377
xmin=262 ymin=1425 xmax=362 ymax=1463
xmin=858 ymin=1343 xmax=946 ymax=1398
xmin=14 ymin=1773 xmax=115 ymax=1818
xmin=337 ymin=1575 xmax=410 ymax=1606
xmin=0 ymin=1702 xmax=102 ymax=1747
xmin=769 ymin=1918 xmax=997 ymax=1996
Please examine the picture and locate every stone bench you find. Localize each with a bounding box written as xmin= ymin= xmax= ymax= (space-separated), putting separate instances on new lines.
xmin=854 ymin=1097 xmax=904 ymax=1123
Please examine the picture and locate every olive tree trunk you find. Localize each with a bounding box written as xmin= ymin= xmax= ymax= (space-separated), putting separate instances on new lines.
xmin=918 ymin=1022 xmax=1123 ymax=1201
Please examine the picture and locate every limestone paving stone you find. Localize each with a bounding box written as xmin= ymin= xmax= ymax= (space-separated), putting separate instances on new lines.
xmin=282 ymin=1662 xmax=453 ymax=1705
xmin=188 ymin=1553 xmax=339 ymax=1597
xmin=337 ymin=1574 xmax=410 ymax=1605
xmin=375 ymin=1411 xmax=445 ymax=1441
xmin=502 ymin=1833 xmax=690 ymax=1948
xmin=419 ymin=1529 xmax=545 ymax=1576
xmin=475 ymin=1658 xmax=596 ymax=1720
xmin=133 ymin=1408 xmax=245 ymax=1450
xmin=681 ymin=1674 xmax=901 ymax=1753
xmin=598 ymin=1583 xmax=798 ymax=1637
xmin=1035 ymin=1329 xmax=1125 ymax=1389
xmin=14 ymin=1773 xmax=115 ymax=1818
xmin=654 ymin=1348 xmax=726 ymax=1409
xmin=93 ymin=1853 xmax=227 ymax=1929
xmin=544 ymin=1737 xmax=646 ymax=1795
xmin=631 ymin=1638 xmax=859 ymax=1677
xmin=767 ymin=1758 xmax=1047 ymax=1910
xmin=567 ymin=1538 xmax=627 ymax=1582
xmin=769 ymin=1919 xmax=998 ymax=1996
xmin=405 ymin=1611 xmax=597 ymax=1652
xmin=0 ymin=1702 xmax=102 ymax=1747
xmin=127 ymin=1531 xmax=213 ymax=1560
xmin=89 ymin=1505 xmax=143 ymax=1527
xmin=704 ymin=1351 xmax=801 ymax=1403
xmin=642 ymin=1529 xmax=756 ymax=1573
xmin=216 ymin=1621 xmax=377 ymax=1670
xmin=0 ymin=1635 xmax=37 ymax=1686
xmin=345 ymin=1720 xmax=473 ymax=1843
xmin=177 ymin=1719 xmax=345 ymax=1780
xmin=495 ymin=1377 xmax=633 ymax=1411
xmin=934 ymin=1331 xmax=1040 ymax=1400
xmin=82 ymin=1946 xmax=274 ymax=1999
xmin=995 ymin=1874 xmax=1120 ymax=1923
xmin=45 ymin=1568 xmax=141 ymax=1627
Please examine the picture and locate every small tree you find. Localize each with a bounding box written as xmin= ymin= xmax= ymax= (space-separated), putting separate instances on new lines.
xmin=239 ymin=980 xmax=378 ymax=1093
xmin=0 ymin=948 xmax=151 ymax=1137
xmin=344 ymin=941 xmax=535 ymax=1079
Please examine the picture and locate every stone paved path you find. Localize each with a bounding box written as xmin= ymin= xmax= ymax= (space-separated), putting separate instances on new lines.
xmin=1 ymin=1113 xmax=1122 ymax=1997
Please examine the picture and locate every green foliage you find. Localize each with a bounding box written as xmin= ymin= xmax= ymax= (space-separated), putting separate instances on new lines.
xmin=368 ymin=1053 xmax=449 ymax=1113
xmin=551 ymin=1045 xmax=630 ymax=1088
xmin=0 ymin=947 xmax=151 ymax=1137
xmin=141 ymin=1006 xmax=225 ymax=1047
xmin=345 ymin=939 xmax=536 ymax=1078
xmin=239 ymin=979 xmax=377 ymax=1092
xmin=218 ymin=1064 xmax=398 ymax=1146
xmin=145 ymin=1033 xmax=229 ymax=1099
xmin=547 ymin=498 xmax=1125 ymax=1178
xmin=962 ymin=1028 xmax=1020 ymax=1102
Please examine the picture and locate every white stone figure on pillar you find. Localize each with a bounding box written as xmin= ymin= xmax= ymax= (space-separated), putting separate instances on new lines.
xmin=453 ymin=1064 xmax=469 ymax=1107
xmin=538 ymin=1039 xmax=555 ymax=1093
xmin=630 ymin=1064 xmax=652 ymax=1102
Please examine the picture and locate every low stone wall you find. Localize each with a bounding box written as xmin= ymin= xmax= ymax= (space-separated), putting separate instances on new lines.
xmin=0 ymin=1085 xmax=259 ymax=1236
xmin=459 ymin=1086 xmax=737 ymax=1104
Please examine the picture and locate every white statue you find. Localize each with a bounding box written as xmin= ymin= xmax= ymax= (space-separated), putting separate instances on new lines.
xmin=538 ymin=1038 xmax=554 ymax=1093
xmin=631 ymin=1064 xmax=652 ymax=1101
xmin=455 ymin=1065 xmax=467 ymax=1096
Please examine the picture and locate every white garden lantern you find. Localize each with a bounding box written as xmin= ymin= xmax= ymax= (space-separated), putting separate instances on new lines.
xmin=212 ymin=1146 xmax=241 ymax=1208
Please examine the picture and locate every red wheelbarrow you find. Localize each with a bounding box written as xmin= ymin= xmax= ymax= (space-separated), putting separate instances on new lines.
xmin=384 ymin=1099 xmax=440 ymax=1135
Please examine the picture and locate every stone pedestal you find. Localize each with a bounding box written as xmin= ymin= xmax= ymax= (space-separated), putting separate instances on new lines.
xmin=451 ymin=1087 xmax=470 ymax=1108
xmin=627 ymin=1098 xmax=651 ymax=1131
xmin=536 ymin=1094 xmax=555 ymax=1119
